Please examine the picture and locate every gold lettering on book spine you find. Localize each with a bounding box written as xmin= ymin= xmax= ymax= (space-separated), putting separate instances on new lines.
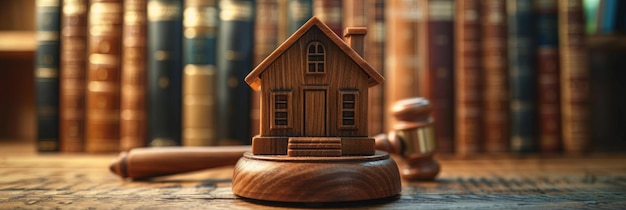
xmin=219 ymin=0 xmax=253 ymax=21
xmin=148 ymin=1 xmax=181 ymax=21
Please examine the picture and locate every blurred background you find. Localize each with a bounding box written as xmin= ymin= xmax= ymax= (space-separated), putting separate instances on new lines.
xmin=0 ymin=0 xmax=624 ymax=155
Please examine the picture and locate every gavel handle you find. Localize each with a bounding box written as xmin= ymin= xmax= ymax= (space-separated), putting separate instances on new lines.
xmin=109 ymin=146 xmax=250 ymax=180
xmin=110 ymin=136 xmax=401 ymax=180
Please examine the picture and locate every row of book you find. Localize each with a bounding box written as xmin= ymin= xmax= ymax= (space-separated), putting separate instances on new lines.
xmin=36 ymin=0 xmax=260 ymax=152
xmin=35 ymin=0 xmax=624 ymax=154
xmin=386 ymin=0 xmax=626 ymax=155
xmin=35 ymin=0 xmax=379 ymax=153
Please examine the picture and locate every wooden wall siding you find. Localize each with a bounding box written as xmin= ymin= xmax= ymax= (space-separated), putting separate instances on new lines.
xmin=259 ymin=26 xmax=370 ymax=138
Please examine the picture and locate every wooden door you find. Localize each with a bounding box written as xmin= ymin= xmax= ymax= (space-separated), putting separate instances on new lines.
xmin=303 ymin=90 xmax=326 ymax=136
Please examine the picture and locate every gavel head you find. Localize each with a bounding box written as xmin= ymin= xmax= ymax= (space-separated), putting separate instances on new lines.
xmin=380 ymin=97 xmax=440 ymax=181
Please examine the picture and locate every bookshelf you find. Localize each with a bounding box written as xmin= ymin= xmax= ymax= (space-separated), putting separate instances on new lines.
xmin=0 ymin=0 xmax=36 ymax=141
xmin=0 ymin=0 xmax=624 ymax=153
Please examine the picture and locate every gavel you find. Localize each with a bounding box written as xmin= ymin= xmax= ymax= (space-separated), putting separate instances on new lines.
xmin=110 ymin=97 xmax=440 ymax=181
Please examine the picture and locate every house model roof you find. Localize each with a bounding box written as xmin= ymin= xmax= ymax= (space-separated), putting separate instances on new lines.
xmin=244 ymin=16 xmax=384 ymax=91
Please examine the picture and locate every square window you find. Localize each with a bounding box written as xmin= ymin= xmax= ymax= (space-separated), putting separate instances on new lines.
xmin=343 ymin=119 xmax=354 ymax=126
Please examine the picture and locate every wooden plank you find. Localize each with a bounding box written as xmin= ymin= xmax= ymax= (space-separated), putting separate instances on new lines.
xmin=1 ymin=142 xmax=625 ymax=208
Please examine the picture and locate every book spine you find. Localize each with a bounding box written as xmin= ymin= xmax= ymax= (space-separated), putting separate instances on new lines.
xmin=35 ymin=0 xmax=61 ymax=152
xmin=147 ymin=0 xmax=183 ymax=147
xmin=364 ymin=0 xmax=385 ymax=135
xmin=558 ymin=0 xmax=589 ymax=153
xmin=85 ymin=0 xmax=122 ymax=153
xmin=535 ymin=0 xmax=561 ymax=153
xmin=60 ymin=0 xmax=87 ymax=152
xmin=120 ymin=0 xmax=147 ymax=151
xmin=481 ymin=0 xmax=509 ymax=153
xmin=287 ymin=0 xmax=313 ymax=35
xmin=508 ymin=0 xmax=536 ymax=153
xmin=419 ymin=0 xmax=455 ymax=153
xmin=216 ymin=0 xmax=255 ymax=145
xmin=252 ymin=0 xmax=279 ymax=138
xmin=454 ymin=0 xmax=482 ymax=155
xmin=313 ymin=0 xmax=343 ymax=37
xmin=182 ymin=0 xmax=218 ymax=146
xmin=384 ymin=0 xmax=420 ymax=133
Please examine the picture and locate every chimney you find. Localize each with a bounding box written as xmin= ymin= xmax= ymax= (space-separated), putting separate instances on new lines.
xmin=343 ymin=27 xmax=367 ymax=57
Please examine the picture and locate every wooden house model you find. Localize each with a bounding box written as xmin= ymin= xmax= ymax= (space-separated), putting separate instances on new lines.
xmin=245 ymin=17 xmax=384 ymax=157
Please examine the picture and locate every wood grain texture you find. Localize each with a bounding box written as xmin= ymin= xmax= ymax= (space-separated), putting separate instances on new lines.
xmin=0 ymin=142 xmax=626 ymax=209
xmin=232 ymin=151 xmax=401 ymax=202
xmin=1 ymin=142 xmax=626 ymax=208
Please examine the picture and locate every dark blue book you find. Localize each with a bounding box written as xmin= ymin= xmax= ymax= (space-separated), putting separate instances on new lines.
xmin=182 ymin=0 xmax=219 ymax=146
xmin=147 ymin=0 xmax=183 ymax=146
xmin=508 ymin=0 xmax=537 ymax=153
xmin=216 ymin=0 xmax=255 ymax=145
xmin=287 ymin=0 xmax=313 ymax=35
xmin=35 ymin=0 xmax=61 ymax=152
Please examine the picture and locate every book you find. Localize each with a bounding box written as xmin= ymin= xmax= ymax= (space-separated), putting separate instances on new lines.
xmin=85 ymin=0 xmax=122 ymax=153
xmin=147 ymin=0 xmax=183 ymax=147
xmin=535 ymin=0 xmax=561 ymax=153
xmin=507 ymin=0 xmax=536 ymax=153
xmin=182 ymin=0 xmax=218 ymax=146
xmin=364 ymin=0 xmax=385 ymax=135
xmin=558 ymin=0 xmax=589 ymax=153
xmin=35 ymin=0 xmax=61 ymax=152
xmin=313 ymin=0 xmax=343 ymax=37
xmin=454 ymin=0 xmax=482 ymax=155
xmin=481 ymin=0 xmax=509 ymax=153
xmin=384 ymin=0 xmax=421 ymax=133
xmin=120 ymin=0 xmax=147 ymax=151
xmin=418 ymin=0 xmax=455 ymax=153
xmin=60 ymin=0 xmax=87 ymax=152
xmin=287 ymin=0 xmax=313 ymax=35
xmin=252 ymin=0 xmax=279 ymax=138
xmin=216 ymin=0 xmax=255 ymax=145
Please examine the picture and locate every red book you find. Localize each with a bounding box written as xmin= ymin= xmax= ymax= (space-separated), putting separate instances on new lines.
xmin=418 ymin=0 xmax=455 ymax=153
xmin=535 ymin=0 xmax=561 ymax=153
xmin=313 ymin=0 xmax=343 ymax=37
xmin=454 ymin=0 xmax=482 ymax=155
xmin=481 ymin=0 xmax=509 ymax=153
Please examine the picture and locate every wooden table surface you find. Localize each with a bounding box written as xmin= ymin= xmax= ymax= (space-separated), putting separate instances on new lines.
xmin=1 ymin=141 xmax=625 ymax=209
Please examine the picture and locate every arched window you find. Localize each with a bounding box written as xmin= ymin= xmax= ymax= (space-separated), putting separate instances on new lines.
xmin=307 ymin=42 xmax=325 ymax=73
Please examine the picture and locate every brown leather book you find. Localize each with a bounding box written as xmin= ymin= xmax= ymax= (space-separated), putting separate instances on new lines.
xmin=418 ymin=0 xmax=455 ymax=153
xmin=343 ymin=0 xmax=385 ymax=135
xmin=120 ymin=0 xmax=147 ymax=151
xmin=85 ymin=0 xmax=122 ymax=153
xmin=384 ymin=0 xmax=420 ymax=133
xmin=558 ymin=0 xmax=589 ymax=153
xmin=364 ymin=0 xmax=385 ymax=135
xmin=481 ymin=0 xmax=509 ymax=153
xmin=454 ymin=0 xmax=482 ymax=155
xmin=252 ymin=0 xmax=280 ymax=139
xmin=60 ymin=0 xmax=88 ymax=152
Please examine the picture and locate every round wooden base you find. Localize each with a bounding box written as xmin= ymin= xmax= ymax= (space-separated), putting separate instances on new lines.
xmin=232 ymin=151 xmax=402 ymax=203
